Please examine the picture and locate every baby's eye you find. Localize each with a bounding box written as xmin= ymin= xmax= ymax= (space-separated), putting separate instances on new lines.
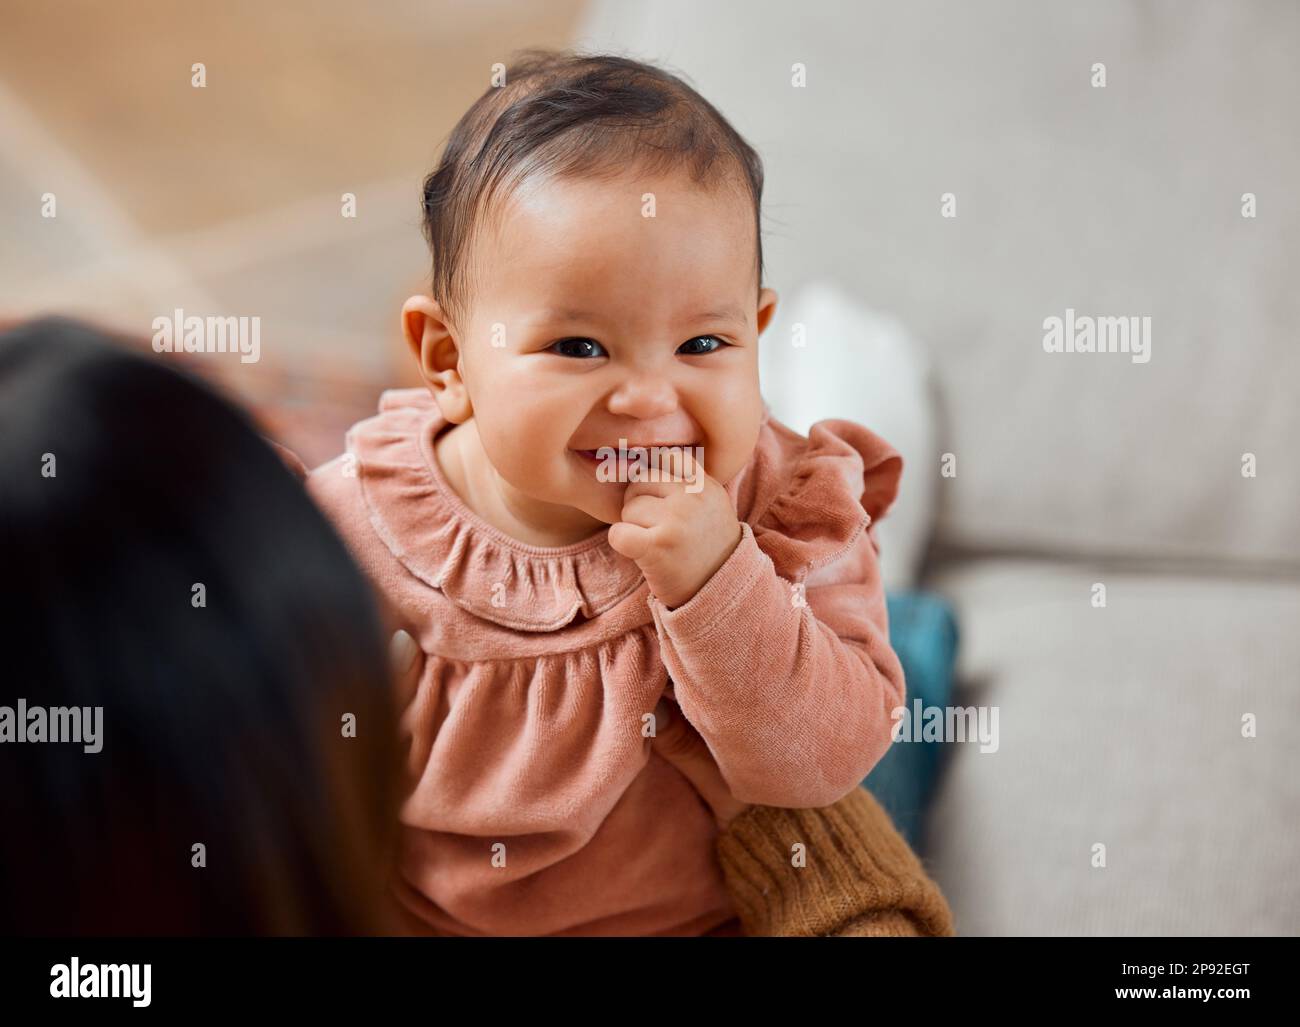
xmin=677 ymin=335 xmax=727 ymax=355
xmin=549 ymin=337 xmax=607 ymax=359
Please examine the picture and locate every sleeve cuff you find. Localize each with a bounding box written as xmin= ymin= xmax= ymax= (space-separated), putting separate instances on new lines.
xmin=715 ymin=786 xmax=956 ymax=938
xmin=646 ymin=521 xmax=774 ymax=646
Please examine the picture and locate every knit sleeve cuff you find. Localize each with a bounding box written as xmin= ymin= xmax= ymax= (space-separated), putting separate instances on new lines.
xmin=714 ymin=786 xmax=956 ymax=938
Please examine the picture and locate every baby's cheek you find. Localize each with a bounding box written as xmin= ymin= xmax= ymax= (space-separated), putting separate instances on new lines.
xmin=481 ymin=412 xmax=565 ymax=489
xmin=705 ymin=404 xmax=764 ymax=482
xmin=484 ymin=430 xmax=541 ymax=482
xmin=478 ymin=391 xmax=548 ymax=449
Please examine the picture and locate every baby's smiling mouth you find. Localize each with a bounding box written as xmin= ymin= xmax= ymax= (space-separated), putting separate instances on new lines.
xmin=570 ymin=442 xmax=700 ymax=462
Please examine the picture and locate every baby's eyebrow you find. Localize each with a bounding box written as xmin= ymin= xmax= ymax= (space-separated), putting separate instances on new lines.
xmin=688 ymin=305 xmax=749 ymax=327
xmin=531 ymin=305 xmax=748 ymax=327
xmin=531 ymin=307 xmax=600 ymax=325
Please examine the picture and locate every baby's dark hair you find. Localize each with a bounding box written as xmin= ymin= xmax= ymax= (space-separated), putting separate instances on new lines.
xmin=420 ymin=48 xmax=766 ymax=327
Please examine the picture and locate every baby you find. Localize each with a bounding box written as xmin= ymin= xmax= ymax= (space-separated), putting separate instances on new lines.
xmin=307 ymin=49 xmax=907 ymax=936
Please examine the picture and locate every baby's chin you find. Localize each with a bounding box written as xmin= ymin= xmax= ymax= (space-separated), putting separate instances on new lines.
xmin=514 ymin=478 xmax=624 ymax=534
xmin=571 ymin=488 xmax=626 ymax=529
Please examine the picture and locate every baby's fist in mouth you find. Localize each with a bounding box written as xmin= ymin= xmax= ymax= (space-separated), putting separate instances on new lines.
xmin=607 ymin=472 xmax=742 ymax=609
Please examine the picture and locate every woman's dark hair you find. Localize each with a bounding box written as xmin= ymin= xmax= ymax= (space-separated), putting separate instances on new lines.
xmin=0 ymin=317 xmax=400 ymax=935
xmin=421 ymin=48 xmax=766 ymax=328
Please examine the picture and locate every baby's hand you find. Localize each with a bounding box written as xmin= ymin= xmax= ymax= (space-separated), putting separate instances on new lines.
xmin=607 ymin=470 xmax=742 ymax=609
xmin=651 ymin=698 xmax=748 ymax=827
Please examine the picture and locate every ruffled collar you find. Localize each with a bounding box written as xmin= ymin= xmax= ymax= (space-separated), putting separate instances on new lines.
xmin=347 ymin=388 xmax=902 ymax=632
xmin=347 ymin=388 xmax=646 ymax=632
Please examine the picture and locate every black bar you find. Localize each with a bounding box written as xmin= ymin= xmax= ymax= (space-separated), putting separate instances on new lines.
xmin=0 ymin=936 xmax=1292 ymax=1015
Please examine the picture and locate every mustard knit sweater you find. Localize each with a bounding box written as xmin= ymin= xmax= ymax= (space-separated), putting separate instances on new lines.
xmin=715 ymin=785 xmax=955 ymax=937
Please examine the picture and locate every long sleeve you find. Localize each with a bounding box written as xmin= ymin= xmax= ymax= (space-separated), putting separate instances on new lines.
xmin=646 ymin=516 xmax=905 ymax=809
xmin=715 ymin=785 xmax=955 ymax=937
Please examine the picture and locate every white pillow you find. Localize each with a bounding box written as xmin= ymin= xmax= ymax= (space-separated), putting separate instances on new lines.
xmin=759 ymin=281 xmax=937 ymax=590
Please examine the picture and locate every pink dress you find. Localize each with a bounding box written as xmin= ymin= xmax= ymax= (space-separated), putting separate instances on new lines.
xmin=306 ymin=388 xmax=906 ymax=936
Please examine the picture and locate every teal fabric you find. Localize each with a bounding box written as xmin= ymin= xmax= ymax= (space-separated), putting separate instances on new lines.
xmin=861 ymin=590 xmax=959 ymax=848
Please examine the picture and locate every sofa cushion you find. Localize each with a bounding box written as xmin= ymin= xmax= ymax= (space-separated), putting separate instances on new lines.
xmin=921 ymin=556 xmax=1300 ymax=935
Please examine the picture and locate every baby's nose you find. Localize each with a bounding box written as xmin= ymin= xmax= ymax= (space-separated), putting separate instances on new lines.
xmin=605 ymin=374 xmax=679 ymax=419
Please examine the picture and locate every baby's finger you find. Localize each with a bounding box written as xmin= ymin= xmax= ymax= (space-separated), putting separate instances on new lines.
xmin=655 ymin=446 xmax=707 ymax=485
xmin=622 ymin=479 xmax=682 ymax=501
xmin=618 ymin=492 xmax=668 ymax=529
xmin=607 ymin=520 xmax=655 ymax=562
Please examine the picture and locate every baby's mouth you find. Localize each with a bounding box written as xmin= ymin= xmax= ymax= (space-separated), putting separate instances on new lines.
xmin=570 ymin=443 xmax=700 ymax=462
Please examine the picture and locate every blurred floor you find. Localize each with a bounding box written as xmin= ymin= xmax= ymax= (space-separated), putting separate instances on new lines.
xmin=0 ymin=0 xmax=586 ymax=461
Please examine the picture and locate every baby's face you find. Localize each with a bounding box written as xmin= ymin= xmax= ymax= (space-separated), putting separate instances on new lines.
xmin=454 ymin=168 xmax=778 ymax=526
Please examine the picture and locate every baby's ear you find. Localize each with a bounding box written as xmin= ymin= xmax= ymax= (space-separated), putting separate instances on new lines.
xmin=756 ymin=287 xmax=779 ymax=336
xmin=401 ymin=295 xmax=472 ymax=423
xmin=401 ymin=293 xmax=454 ymax=374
